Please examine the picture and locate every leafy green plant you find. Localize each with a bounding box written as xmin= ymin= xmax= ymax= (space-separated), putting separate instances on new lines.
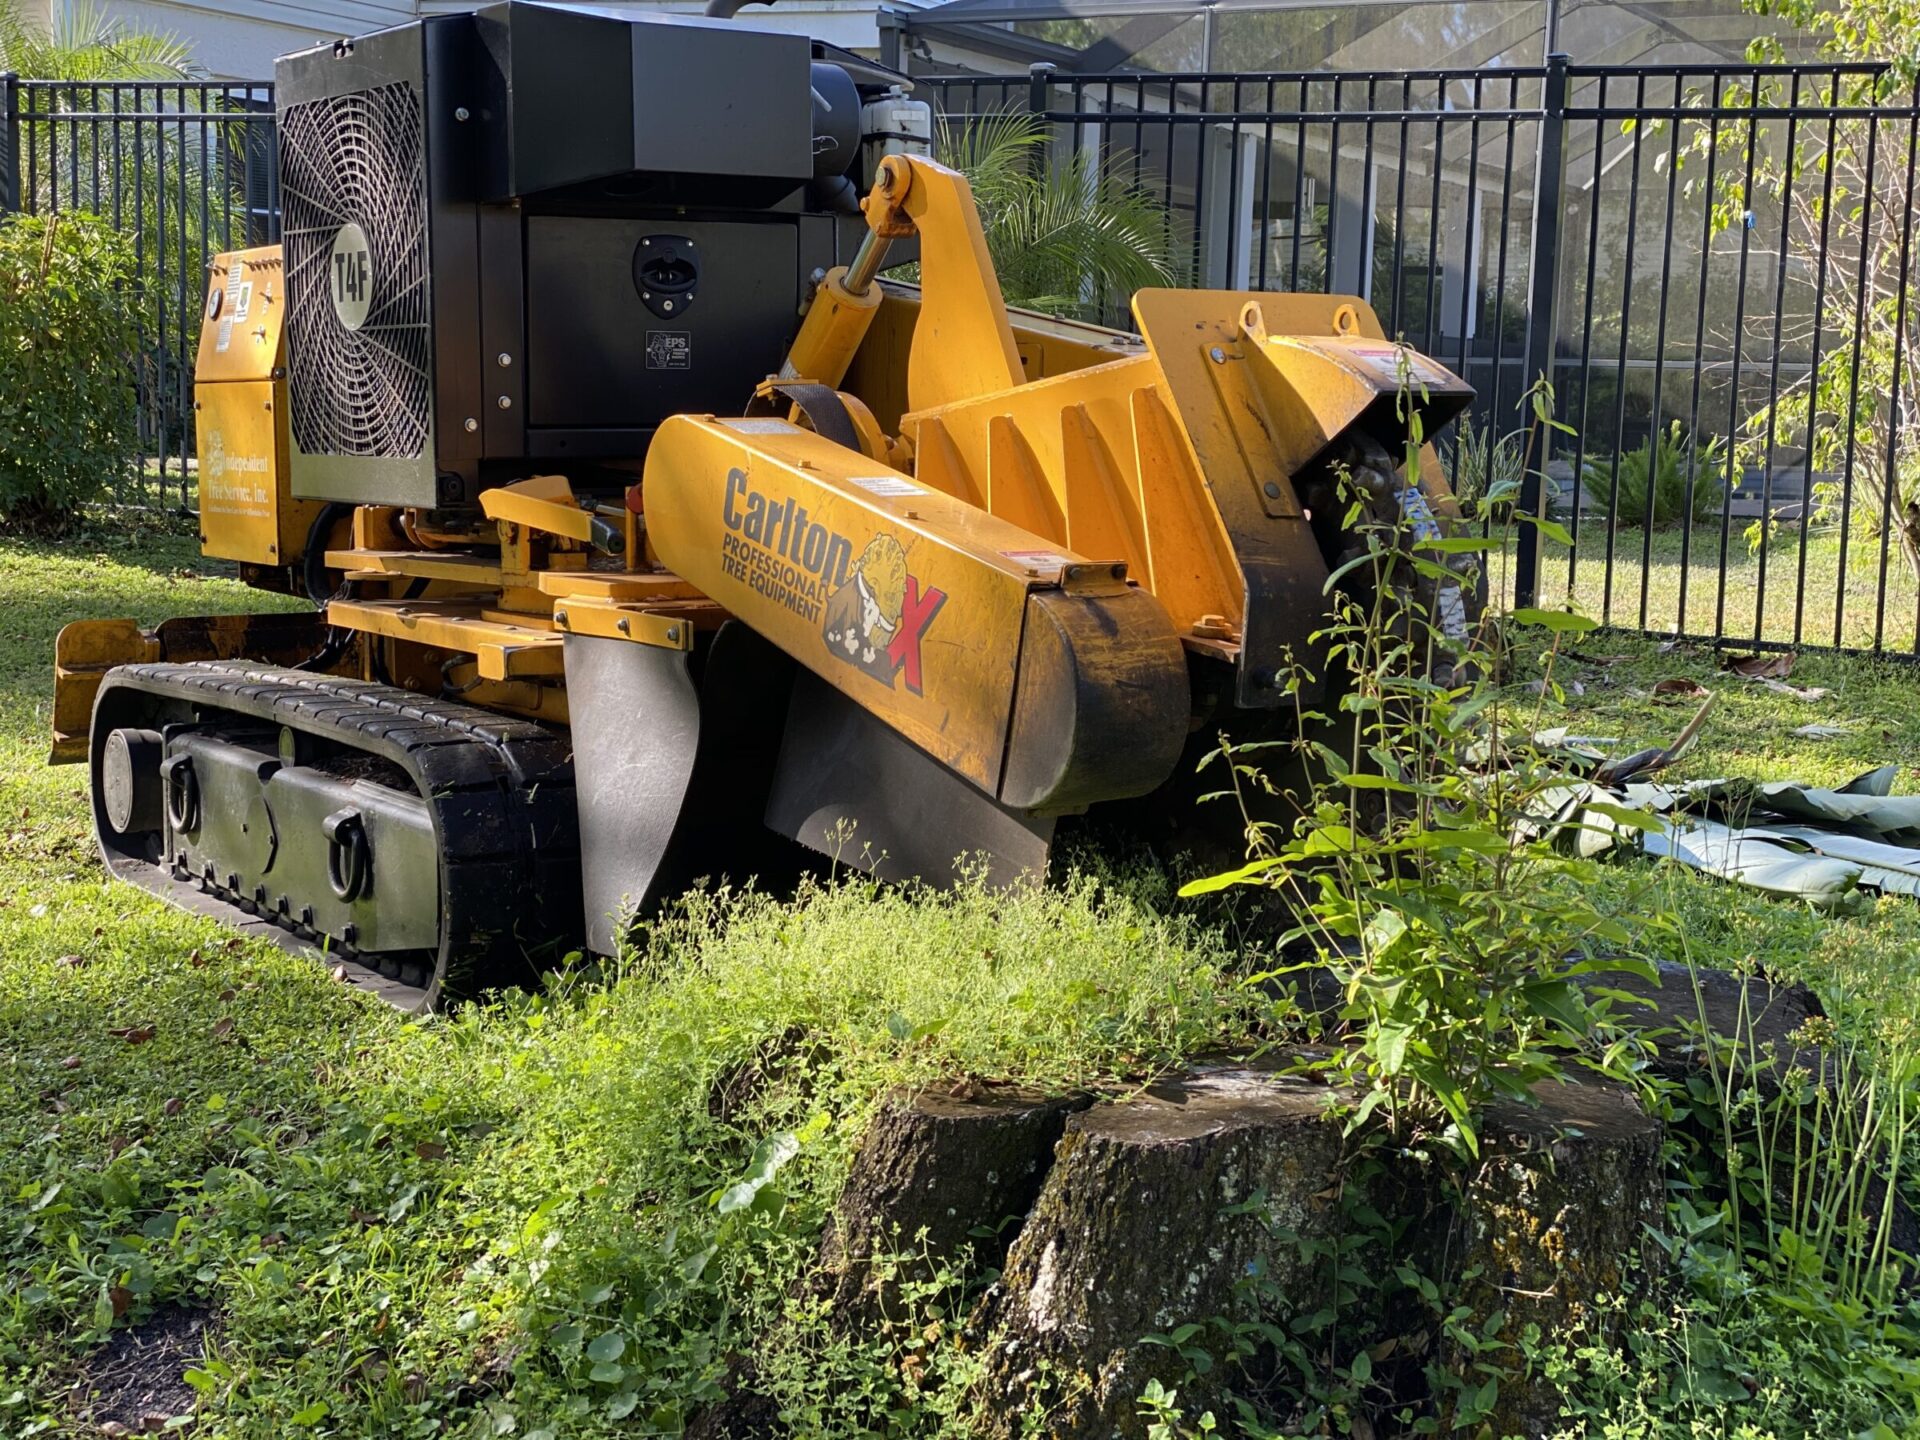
xmin=1185 ymin=375 xmax=1659 ymax=1155
xmin=0 ymin=0 xmax=197 ymax=79
xmin=1442 ymin=414 xmax=1527 ymax=521
xmin=927 ymin=109 xmax=1182 ymax=318
xmin=1584 ymin=420 xmax=1730 ymax=528
xmin=0 ymin=213 xmax=141 ymax=529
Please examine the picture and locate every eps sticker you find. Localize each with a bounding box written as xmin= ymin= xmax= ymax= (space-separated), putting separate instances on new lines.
xmin=822 ymin=534 xmax=947 ymax=695
xmin=646 ymin=331 xmax=692 ymax=371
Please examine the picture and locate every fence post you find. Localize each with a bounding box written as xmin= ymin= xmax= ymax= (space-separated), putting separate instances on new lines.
xmin=1515 ymin=52 xmax=1570 ymax=610
xmin=1026 ymin=61 xmax=1057 ymax=117
xmin=0 ymin=74 xmax=19 ymax=214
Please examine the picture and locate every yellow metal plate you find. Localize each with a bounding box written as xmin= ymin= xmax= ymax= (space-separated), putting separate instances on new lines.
xmin=197 ymin=378 xmax=317 ymax=566
xmin=327 ymin=598 xmax=565 ymax=682
xmin=194 ymin=247 xmax=286 ymax=385
xmin=644 ymin=415 xmax=1071 ymax=795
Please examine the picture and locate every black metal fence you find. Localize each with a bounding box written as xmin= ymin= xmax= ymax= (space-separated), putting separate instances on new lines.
xmin=925 ymin=59 xmax=1920 ymax=658
xmin=4 ymin=62 xmax=1917 ymax=658
xmin=0 ymin=76 xmax=279 ymax=510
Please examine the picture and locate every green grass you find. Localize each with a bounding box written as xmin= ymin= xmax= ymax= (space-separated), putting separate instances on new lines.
xmin=1527 ymin=525 xmax=1920 ymax=657
xmin=1 ymin=528 xmax=1919 ymax=1436
xmin=0 ymin=527 xmax=1251 ymax=1436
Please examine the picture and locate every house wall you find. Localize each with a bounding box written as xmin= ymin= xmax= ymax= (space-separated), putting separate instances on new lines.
xmin=99 ymin=0 xmax=413 ymax=79
xmin=90 ymin=0 xmax=934 ymax=80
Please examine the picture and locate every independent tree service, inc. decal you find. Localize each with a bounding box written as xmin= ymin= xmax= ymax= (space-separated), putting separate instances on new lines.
xmin=720 ymin=467 xmax=946 ymax=695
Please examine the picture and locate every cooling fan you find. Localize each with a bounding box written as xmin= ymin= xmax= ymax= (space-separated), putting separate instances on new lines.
xmin=280 ymin=83 xmax=431 ymax=460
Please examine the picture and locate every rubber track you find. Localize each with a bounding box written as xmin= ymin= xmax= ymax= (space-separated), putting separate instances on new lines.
xmin=100 ymin=661 xmax=580 ymax=1007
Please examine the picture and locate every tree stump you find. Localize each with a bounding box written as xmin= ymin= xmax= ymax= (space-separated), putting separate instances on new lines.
xmin=970 ymin=1070 xmax=1347 ymax=1440
xmin=819 ymin=1086 xmax=1082 ymax=1327
xmin=1453 ymin=1078 xmax=1666 ymax=1436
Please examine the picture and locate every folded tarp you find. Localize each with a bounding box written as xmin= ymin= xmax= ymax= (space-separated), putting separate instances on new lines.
xmin=1575 ymin=765 xmax=1920 ymax=905
xmin=1675 ymin=765 xmax=1920 ymax=845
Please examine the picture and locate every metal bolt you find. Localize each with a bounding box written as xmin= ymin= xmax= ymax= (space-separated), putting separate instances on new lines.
xmin=496 ymin=352 xmax=512 ymax=367
xmin=665 ymin=626 xmax=681 ymax=643
xmin=616 ymin=617 xmax=631 ymax=635
xmin=1263 ymin=481 xmax=1282 ymax=499
xmin=454 ymin=106 xmax=470 ymax=122
xmin=662 ymin=300 xmax=674 ymax=313
xmin=1209 ymin=346 xmax=1228 ymax=364
xmin=554 ymin=610 xmax=569 ymax=627
xmin=464 ymin=417 xmax=479 ymax=433
xmin=497 ymin=395 xmax=512 ymax=410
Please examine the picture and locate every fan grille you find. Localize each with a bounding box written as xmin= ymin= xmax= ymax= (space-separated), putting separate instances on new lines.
xmin=281 ymin=83 xmax=431 ymax=459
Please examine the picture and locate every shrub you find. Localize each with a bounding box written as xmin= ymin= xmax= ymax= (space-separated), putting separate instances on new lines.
xmin=1583 ymin=419 xmax=1729 ymax=528
xmin=0 ymin=212 xmax=141 ymax=530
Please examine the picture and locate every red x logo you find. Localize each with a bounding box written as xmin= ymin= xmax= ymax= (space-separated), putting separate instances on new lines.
xmin=886 ymin=575 xmax=947 ymax=695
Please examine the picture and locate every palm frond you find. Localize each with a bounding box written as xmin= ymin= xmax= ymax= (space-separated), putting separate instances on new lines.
xmin=0 ymin=0 xmax=197 ymax=80
xmin=935 ymin=108 xmax=1182 ymax=318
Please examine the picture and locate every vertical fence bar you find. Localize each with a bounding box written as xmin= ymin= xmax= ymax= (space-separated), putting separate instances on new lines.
xmin=1871 ymin=100 xmax=1917 ymax=652
xmin=1603 ymin=71 xmax=1649 ymax=626
xmin=1793 ymin=75 xmax=1841 ymax=649
xmin=1568 ymin=72 xmax=1609 ymax=593
xmin=1755 ymin=71 xmax=1801 ymax=646
xmin=1515 ymin=54 xmax=1570 ymax=610
xmin=1676 ymin=70 xmax=1725 ymax=636
xmin=0 ymin=73 xmax=17 ymax=213
xmin=1833 ymin=98 xmax=1879 ymax=647
xmin=1712 ymin=70 xmax=1764 ymax=644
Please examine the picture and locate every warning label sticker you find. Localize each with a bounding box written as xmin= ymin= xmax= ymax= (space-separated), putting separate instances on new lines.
xmin=847 ymin=475 xmax=925 ymax=498
xmin=721 ymin=417 xmax=804 ymax=435
xmin=646 ymin=331 xmax=692 ymax=371
xmin=1002 ymin=548 xmax=1077 ymax=571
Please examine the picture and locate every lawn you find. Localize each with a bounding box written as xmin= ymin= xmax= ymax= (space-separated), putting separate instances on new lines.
xmin=1 ymin=527 xmax=1919 ymax=1437
xmin=1526 ymin=523 xmax=1920 ymax=658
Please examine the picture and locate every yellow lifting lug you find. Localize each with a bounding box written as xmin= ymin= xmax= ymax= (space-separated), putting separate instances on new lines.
xmin=549 ymin=597 xmax=701 ymax=651
xmin=480 ymin=474 xmax=592 ymax=544
xmin=777 ymin=153 xmax=1021 ymax=417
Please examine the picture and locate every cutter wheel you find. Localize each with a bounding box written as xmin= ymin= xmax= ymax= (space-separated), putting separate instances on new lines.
xmin=87 ymin=662 xmax=581 ymax=1012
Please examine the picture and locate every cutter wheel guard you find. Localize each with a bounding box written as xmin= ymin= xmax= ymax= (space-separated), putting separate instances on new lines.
xmin=51 ymin=1 xmax=1478 ymax=1007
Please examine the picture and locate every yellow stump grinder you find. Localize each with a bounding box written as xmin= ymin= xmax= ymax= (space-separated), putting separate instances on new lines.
xmin=50 ymin=2 xmax=1475 ymax=1009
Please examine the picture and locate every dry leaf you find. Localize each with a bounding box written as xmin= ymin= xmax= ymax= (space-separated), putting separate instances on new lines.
xmin=218 ymin=988 xmax=236 ymax=1002
xmin=163 ymin=1097 xmax=184 ymax=1116
xmin=108 ymin=1284 xmax=133 ymax=1319
xmin=99 ymin=1423 xmax=131 ymax=1439
xmin=55 ymin=953 xmax=87 ymax=969
xmin=211 ymin=1017 xmax=235 ymax=1038
xmin=1757 ymin=678 xmax=1829 ymax=701
xmin=1720 ymin=651 xmax=1795 ymax=679
xmin=1651 ymin=677 xmax=1710 ymax=700
xmin=110 ymin=1025 xmax=156 ymax=1045
xmin=60 ymin=1055 xmax=81 ymax=1070
xmin=1794 ymin=723 xmax=1853 ymax=739
xmin=415 ymin=1141 xmax=447 ymax=1161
